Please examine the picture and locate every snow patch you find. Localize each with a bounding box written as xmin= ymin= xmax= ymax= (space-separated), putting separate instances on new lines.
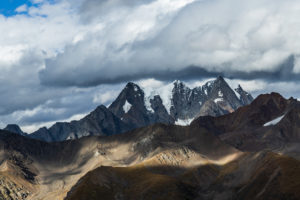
xmin=66 ymin=135 xmax=75 ymax=140
xmin=214 ymin=98 xmax=223 ymax=103
xmin=218 ymin=91 xmax=223 ymax=97
xmin=206 ymin=80 xmax=214 ymax=87
xmin=264 ymin=115 xmax=285 ymax=126
xmin=123 ymin=100 xmax=132 ymax=113
xmin=94 ymin=150 xmax=100 ymax=157
xmin=234 ymin=88 xmax=241 ymax=99
xmin=175 ymin=118 xmax=194 ymax=126
xmin=142 ymin=81 xmax=174 ymax=114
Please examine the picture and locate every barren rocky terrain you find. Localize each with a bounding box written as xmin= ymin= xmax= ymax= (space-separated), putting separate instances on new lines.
xmin=0 ymin=93 xmax=299 ymax=200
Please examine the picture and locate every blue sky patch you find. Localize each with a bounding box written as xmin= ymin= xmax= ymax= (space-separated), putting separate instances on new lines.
xmin=0 ymin=0 xmax=33 ymax=16
xmin=0 ymin=0 xmax=55 ymax=17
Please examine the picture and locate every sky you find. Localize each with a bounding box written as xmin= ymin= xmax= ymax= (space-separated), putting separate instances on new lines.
xmin=0 ymin=0 xmax=32 ymax=16
xmin=1 ymin=0 xmax=300 ymax=133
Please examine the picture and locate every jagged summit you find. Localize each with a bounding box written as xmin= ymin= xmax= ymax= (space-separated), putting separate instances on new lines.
xmin=216 ymin=75 xmax=226 ymax=82
xmin=107 ymin=76 xmax=254 ymax=128
xmin=124 ymin=82 xmax=142 ymax=92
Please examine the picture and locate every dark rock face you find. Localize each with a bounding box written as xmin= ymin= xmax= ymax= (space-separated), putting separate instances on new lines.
xmin=28 ymin=77 xmax=253 ymax=142
xmin=3 ymin=124 xmax=26 ymax=136
xmin=159 ymin=76 xmax=253 ymax=122
xmin=109 ymin=82 xmax=153 ymax=129
xmin=170 ymin=81 xmax=195 ymax=119
xmin=108 ymin=82 xmax=175 ymax=129
xmin=149 ymin=95 xmax=173 ymax=124
xmin=201 ymin=76 xmax=242 ymax=112
xmin=197 ymin=100 xmax=228 ymax=117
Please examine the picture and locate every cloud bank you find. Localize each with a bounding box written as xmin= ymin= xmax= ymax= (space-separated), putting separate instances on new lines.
xmin=40 ymin=0 xmax=300 ymax=87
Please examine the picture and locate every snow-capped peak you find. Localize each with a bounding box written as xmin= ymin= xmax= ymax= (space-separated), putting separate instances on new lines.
xmin=122 ymin=77 xmax=254 ymax=125
xmin=173 ymin=80 xmax=183 ymax=85
xmin=142 ymin=81 xmax=174 ymax=114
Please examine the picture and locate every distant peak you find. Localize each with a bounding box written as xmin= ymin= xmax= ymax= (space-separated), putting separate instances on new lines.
xmin=39 ymin=126 xmax=48 ymax=130
xmin=173 ymin=80 xmax=182 ymax=84
xmin=4 ymin=124 xmax=25 ymax=135
xmin=5 ymin=124 xmax=21 ymax=129
xmin=172 ymin=80 xmax=185 ymax=87
xmin=125 ymin=82 xmax=142 ymax=92
xmin=126 ymin=81 xmax=137 ymax=86
xmin=96 ymin=105 xmax=107 ymax=110
xmin=252 ymin=92 xmax=285 ymax=106
xmin=234 ymin=84 xmax=244 ymax=92
xmin=126 ymin=82 xmax=138 ymax=88
xmin=216 ymin=75 xmax=226 ymax=82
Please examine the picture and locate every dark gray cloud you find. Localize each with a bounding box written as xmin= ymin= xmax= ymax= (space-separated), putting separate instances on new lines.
xmin=39 ymin=0 xmax=300 ymax=88
xmin=223 ymin=55 xmax=299 ymax=81
xmin=78 ymin=0 xmax=156 ymax=23
xmin=39 ymin=54 xmax=299 ymax=87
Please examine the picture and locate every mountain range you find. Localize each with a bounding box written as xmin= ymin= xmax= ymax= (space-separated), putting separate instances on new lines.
xmin=0 ymin=91 xmax=299 ymax=200
xmin=3 ymin=76 xmax=253 ymax=142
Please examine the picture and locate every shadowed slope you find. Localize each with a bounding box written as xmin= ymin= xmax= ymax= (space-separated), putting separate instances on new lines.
xmin=0 ymin=119 xmax=239 ymax=200
xmin=65 ymin=152 xmax=300 ymax=200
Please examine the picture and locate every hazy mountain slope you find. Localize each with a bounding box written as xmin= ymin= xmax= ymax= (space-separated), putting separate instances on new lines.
xmin=29 ymin=105 xmax=131 ymax=142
